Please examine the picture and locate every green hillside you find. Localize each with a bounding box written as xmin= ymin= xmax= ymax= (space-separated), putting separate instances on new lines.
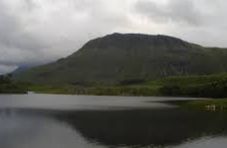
xmin=15 ymin=33 xmax=227 ymax=85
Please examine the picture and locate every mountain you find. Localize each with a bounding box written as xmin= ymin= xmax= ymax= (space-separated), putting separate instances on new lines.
xmin=12 ymin=65 xmax=35 ymax=74
xmin=15 ymin=33 xmax=227 ymax=85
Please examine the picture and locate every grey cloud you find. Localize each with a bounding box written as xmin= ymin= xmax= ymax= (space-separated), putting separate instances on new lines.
xmin=22 ymin=0 xmax=38 ymax=11
xmin=135 ymin=0 xmax=203 ymax=26
xmin=0 ymin=0 xmax=133 ymax=75
xmin=0 ymin=0 xmax=227 ymax=75
xmin=0 ymin=0 xmax=49 ymax=66
xmin=0 ymin=64 xmax=17 ymax=75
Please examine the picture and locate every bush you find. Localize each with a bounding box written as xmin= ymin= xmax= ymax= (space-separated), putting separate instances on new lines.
xmin=159 ymin=77 xmax=227 ymax=98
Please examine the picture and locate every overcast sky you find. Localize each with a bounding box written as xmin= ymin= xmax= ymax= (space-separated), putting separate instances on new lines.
xmin=0 ymin=0 xmax=227 ymax=74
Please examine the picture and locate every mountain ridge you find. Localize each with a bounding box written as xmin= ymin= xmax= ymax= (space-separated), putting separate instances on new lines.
xmin=15 ymin=33 xmax=227 ymax=85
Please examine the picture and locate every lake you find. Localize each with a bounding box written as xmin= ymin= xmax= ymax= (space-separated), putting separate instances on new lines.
xmin=0 ymin=94 xmax=227 ymax=148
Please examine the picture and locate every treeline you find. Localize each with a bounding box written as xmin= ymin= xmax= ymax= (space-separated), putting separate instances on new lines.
xmin=67 ymin=73 xmax=227 ymax=98
xmin=159 ymin=74 xmax=227 ymax=98
xmin=27 ymin=84 xmax=159 ymax=96
xmin=0 ymin=74 xmax=26 ymax=94
xmin=24 ymin=73 xmax=227 ymax=98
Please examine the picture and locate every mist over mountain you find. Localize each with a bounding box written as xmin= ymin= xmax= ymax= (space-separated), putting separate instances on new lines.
xmin=15 ymin=33 xmax=227 ymax=85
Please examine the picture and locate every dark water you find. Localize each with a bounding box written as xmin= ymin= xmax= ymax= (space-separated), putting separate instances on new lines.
xmin=0 ymin=94 xmax=227 ymax=148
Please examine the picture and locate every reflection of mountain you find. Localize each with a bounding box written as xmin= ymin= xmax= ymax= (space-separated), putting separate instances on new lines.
xmin=0 ymin=110 xmax=99 ymax=148
xmin=56 ymin=109 xmax=227 ymax=147
xmin=1 ymin=108 xmax=227 ymax=147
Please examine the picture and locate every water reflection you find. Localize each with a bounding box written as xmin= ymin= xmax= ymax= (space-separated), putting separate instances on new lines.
xmin=1 ymin=108 xmax=227 ymax=148
xmin=0 ymin=110 xmax=104 ymax=148
xmin=56 ymin=109 xmax=227 ymax=147
xmin=175 ymin=136 xmax=227 ymax=148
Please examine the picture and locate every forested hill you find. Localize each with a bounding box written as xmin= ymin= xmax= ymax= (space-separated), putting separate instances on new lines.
xmin=15 ymin=33 xmax=227 ymax=85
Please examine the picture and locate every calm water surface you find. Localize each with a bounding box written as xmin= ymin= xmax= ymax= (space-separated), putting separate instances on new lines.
xmin=0 ymin=94 xmax=227 ymax=148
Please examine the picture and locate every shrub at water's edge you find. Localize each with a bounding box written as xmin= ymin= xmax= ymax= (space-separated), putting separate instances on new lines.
xmin=0 ymin=74 xmax=27 ymax=94
xmin=170 ymin=99 xmax=227 ymax=111
xmin=27 ymin=84 xmax=161 ymax=96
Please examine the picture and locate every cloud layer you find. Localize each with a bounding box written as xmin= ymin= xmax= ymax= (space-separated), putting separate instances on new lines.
xmin=0 ymin=0 xmax=227 ymax=74
xmin=135 ymin=0 xmax=202 ymax=25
